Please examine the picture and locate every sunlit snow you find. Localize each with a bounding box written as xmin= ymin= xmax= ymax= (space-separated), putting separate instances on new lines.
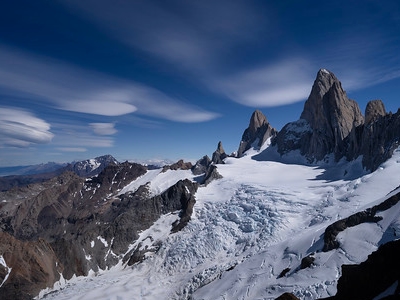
xmin=38 ymin=147 xmax=400 ymax=300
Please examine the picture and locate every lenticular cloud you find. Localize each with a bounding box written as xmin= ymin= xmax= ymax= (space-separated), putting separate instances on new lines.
xmin=0 ymin=107 xmax=54 ymax=147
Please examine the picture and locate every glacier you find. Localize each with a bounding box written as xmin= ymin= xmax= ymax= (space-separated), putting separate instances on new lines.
xmin=38 ymin=146 xmax=400 ymax=300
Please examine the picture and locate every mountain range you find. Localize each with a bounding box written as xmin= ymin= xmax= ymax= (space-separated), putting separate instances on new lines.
xmin=1 ymin=69 xmax=400 ymax=299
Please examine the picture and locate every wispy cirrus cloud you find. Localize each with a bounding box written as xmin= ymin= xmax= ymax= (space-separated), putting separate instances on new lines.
xmin=60 ymin=0 xmax=266 ymax=73
xmin=0 ymin=46 xmax=218 ymax=122
xmin=213 ymin=59 xmax=314 ymax=106
xmin=0 ymin=107 xmax=54 ymax=148
xmin=60 ymin=0 xmax=400 ymax=109
xmin=50 ymin=123 xmax=115 ymax=153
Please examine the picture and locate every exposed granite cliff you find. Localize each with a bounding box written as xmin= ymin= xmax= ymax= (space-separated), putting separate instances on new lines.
xmin=274 ymin=69 xmax=364 ymax=162
xmin=272 ymin=69 xmax=400 ymax=171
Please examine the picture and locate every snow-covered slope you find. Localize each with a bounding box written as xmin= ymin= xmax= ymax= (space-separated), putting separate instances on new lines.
xmin=38 ymin=147 xmax=400 ymax=300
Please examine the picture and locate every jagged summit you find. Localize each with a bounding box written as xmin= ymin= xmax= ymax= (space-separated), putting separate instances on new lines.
xmin=301 ymin=69 xmax=363 ymax=158
xmin=274 ymin=69 xmax=364 ymax=162
xmin=237 ymin=110 xmax=277 ymax=157
xmin=212 ymin=141 xmax=227 ymax=164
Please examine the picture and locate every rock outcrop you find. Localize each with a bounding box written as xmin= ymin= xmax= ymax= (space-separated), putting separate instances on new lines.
xmin=202 ymin=165 xmax=223 ymax=186
xmin=191 ymin=155 xmax=212 ymax=176
xmin=365 ymin=99 xmax=386 ymax=125
xmin=162 ymin=159 xmax=193 ymax=172
xmin=0 ymin=162 xmax=199 ymax=298
xmin=238 ymin=110 xmax=277 ymax=157
xmin=0 ymin=231 xmax=62 ymax=300
xmin=212 ymin=141 xmax=227 ymax=164
xmin=323 ymin=189 xmax=400 ymax=252
xmin=358 ymin=107 xmax=400 ymax=171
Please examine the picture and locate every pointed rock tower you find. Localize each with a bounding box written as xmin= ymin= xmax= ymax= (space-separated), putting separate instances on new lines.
xmin=212 ymin=141 xmax=227 ymax=164
xmin=300 ymin=69 xmax=364 ymax=160
xmin=237 ymin=110 xmax=277 ymax=157
xmin=274 ymin=69 xmax=364 ymax=162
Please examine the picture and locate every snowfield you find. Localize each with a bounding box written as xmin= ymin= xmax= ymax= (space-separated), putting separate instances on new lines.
xmin=38 ymin=147 xmax=400 ymax=300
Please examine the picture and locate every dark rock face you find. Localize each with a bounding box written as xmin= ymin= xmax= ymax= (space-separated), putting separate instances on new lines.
xmin=300 ymin=255 xmax=315 ymax=269
xmin=203 ymin=165 xmax=223 ymax=186
xmin=191 ymin=149 xmax=223 ymax=186
xmin=212 ymin=141 xmax=227 ymax=164
xmin=274 ymin=69 xmax=364 ymax=162
xmin=358 ymin=108 xmax=400 ymax=171
xmin=238 ymin=110 xmax=277 ymax=157
xmin=330 ymin=239 xmax=400 ymax=299
xmin=275 ymin=292 xmax=300 ymax=300
xmin=0 ymin=231 xmax=62 ymax=300
xmin=0 ymin=161 xmax=198 ymax=298
xmin=192 ymin=155 xmax=212 ymax=175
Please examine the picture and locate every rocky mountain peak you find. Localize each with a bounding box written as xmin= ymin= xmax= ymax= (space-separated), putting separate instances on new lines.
xmin=212 ymin=141 xmax=227 ymax=164
xmin=300 ymin=68 xmax=364 ymax=139
xmin=237 ymin=110 xmax=277 ymax=157
xmin=248 ymin=110 xmax=268 ymax=136
xmin=216 ymin=141 xmax=225 ymax=154
xmin=274 ymin=69 xmax=364 ymax=162
xmin=365 ymin=99 xmax=386 ymax=124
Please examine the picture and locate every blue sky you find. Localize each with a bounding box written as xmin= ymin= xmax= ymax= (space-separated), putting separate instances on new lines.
xmin=0 ymin=0 xmax=400 ymax=167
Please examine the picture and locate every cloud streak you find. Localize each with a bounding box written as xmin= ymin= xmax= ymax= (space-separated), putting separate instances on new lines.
xmin=90 ymin=123 xmax=117 ymax=136
xmin=60 ymin=0 xmax=266 ymax=73
xmin=214 ymin=59 xmax=314 ymax=106
xmin=0 ymin=46 xmax=218 ymax=122
xmin=60 ymin=0 xmax=400 ymax=109
xmin=0 ymin=107 xmax=54 ymax=148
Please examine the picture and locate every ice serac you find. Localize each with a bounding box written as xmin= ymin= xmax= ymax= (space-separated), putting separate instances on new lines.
xmin=274 ymin=69 xmax=364 ymax=162
xmin=237 ymin=110 xmax=277 ymax=157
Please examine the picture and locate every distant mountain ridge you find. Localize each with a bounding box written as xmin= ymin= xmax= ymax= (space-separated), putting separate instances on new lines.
xmin=63 ymin=154 xmax=119 ymax=177
xmin=0 ymin=162 xmax=67 ymax=177
xmin=0 ymin=155 xmax=119 ymax=192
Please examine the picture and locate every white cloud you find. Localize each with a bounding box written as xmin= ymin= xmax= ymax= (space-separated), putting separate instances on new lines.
xmin=214 ymin=59 xmax=314 ymax=107
xmin=0 ymin=46 xmax=218 ymax=122
xmin=90 ymin=123 xmax=117 ymax=136
xmin=52 ymin=123 xmax=115 ymax=148
xmin=0 ymin=107 xmax=54 ymax=147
